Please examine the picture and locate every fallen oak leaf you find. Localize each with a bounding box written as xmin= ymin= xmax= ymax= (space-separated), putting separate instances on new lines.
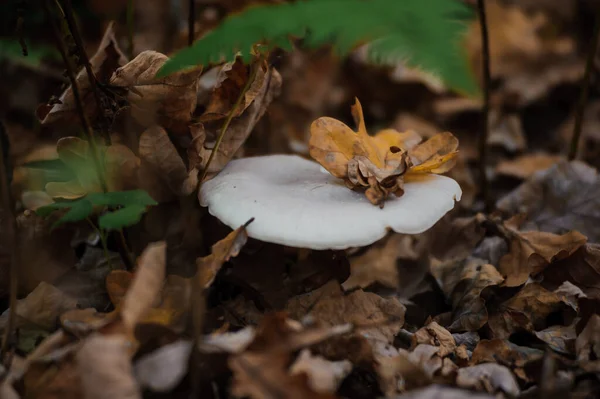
xmin=109 ymin=51 xmax=202 ymax=132
xmin=309 ymin=98 xmax=458 ymax=207
xmin=498 ymin=216 xmax=587 ymax=287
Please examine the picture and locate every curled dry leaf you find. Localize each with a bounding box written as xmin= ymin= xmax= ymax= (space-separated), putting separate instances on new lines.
xmin=411 ymin=322 xmax=456 ymax=358
xmin=487 ymin=283 xmax=576 ymax=339
xmin=0 ymin=282 xmax=78 ymax=331
xmin=76 ymin=334 xmax=141 ymax=399
xmin=191 ymin=60 xmax=282 ymax=177
xmin=229 ymin=313 xmax=347 ymax=399
xmin=499 ymin=217 xmax=587 ymax=287
xmin=309 ymin=98 xmax=458 ymax=207
xmin=431 ymin=257 xmax=504 ymax=332
xmin=109 ymin=51 xmax=202 ymax=131
xmin=289 ymin=349 xmax=352 ymax=394
xmin=38 ymin=22 xmax=127 ymax=126
xmin=456 ymin=363 xmax=519 ymax=396
xmin=542 ymin=243 xmax=600 ymax=299
xmin=121 ymin=242 xmax=166 ymax=331
xmin=138 ymin=125 xmax=198 ymax=201
xmin=196 ymin=220 xmax=250 ymax=288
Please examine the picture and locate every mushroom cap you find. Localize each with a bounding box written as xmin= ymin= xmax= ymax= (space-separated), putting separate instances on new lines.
xmin=200 ymin=155 xmax=461 ymax=250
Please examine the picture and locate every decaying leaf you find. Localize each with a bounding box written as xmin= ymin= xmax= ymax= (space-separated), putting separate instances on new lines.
xmin=39 ymin=22 xmax=127 ymax=126
xmin=393 ymin=385 xmax=495 ymax=399
xmin=542 ymin=243 xmax=600 ymax=299
xmin=76 ymin=334 xmax=141 ymax=399
xmin=286 ymin=281 xmax=405 ymax=345
xmin=196 ymin=220 xmax=251 ymax=288
xmin=0 ymin=282 xmax=78 ymax=331
xmin=229 ymin=313 xmax=348 ymax=399
xmin=431 ymin=258 xmax=504 ymax=332
xmin=138 ymin=125 xmax=198 ymax=200
xmin=411 ymin=322 xmax=456 ymax=358
xmin=471 ymin=339 xmax=542 ymax=382
xmin=289 ymin=349 xmax=352 ymax=394
xmin=497 ymin=161 xmax=600 ymax=242
xmin=192 ymin=60 xmax=282 ymax=177
xmin=121 ymin=241 xmax=166 ymax=330
xmin=499 ymin=217 xmax=587 ymax=287
xmin=456 ymin=363 xmax=519 ymax=396
xmin=487 ymin=283 xmax=575 ymax=339
xmin=309 ymin=98 xmax=458 ymax=206
xmin=109 ymin=51 xmax=202 ymax=131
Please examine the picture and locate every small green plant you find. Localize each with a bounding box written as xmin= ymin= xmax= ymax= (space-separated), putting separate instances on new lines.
xmin=159 ymin=0 xmax=479 ymax=95
xmin=36 ymin=190 xmax=157 ymax=230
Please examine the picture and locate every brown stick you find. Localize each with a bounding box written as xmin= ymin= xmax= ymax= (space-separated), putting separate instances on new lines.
xmin=60 ymin=0 xmax=111 ymax=145
xmin=0 ymin=122 xmax=18 ymax=361
xmin=476 ymin=0 xmax=492 ymax=212
xmin=569 ymin=8 xmax=600 ymax=161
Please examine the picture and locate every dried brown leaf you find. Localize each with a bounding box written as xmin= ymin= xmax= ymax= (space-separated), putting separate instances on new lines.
xmin=542 ymin=244 xmax=600 ymax=299
xmin=576 ymin=314 xmax=600 ymax=362
xmin=39 ymin=22 xmax=127 ymax=126
xmin=456 ymin=363 xmax=519 ymax=396
xmin=109 ymin=51 xmax=202 ymax=131
xmin=0 ymin=282 xmax=78 ymax=331
xmin=289 ymin=349 xmax=352 ymax=394
xmin=196 ymin=222 xmax=250 ymax=288
xmin=138 ymin=125 xmax=197 ymax=200
xmin=76 ymin=334 xmax=141 ymax=399
xmin=431 ymin=258 xmax=503 ymax=332
xmin=121 ymin=242 xmax=166 ymax=330
xmin=411 ymin=322 xmax=456 ymax=358
xmin=499 ymin=221 xmax=587 ymax=287
xmin=196 ymin=62 xmax=282 ymax=177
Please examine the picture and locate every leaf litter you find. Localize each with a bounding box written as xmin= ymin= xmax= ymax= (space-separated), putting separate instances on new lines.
xmin=4 ymin=2 xmax=600 ymax=398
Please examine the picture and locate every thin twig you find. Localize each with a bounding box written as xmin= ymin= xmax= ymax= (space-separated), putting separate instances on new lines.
xmin=476 ymin=0 xmax=492 ymax=212
xmin=127 ymin=0 xmax=135 ymax=59
xmin=188 ymin=0 xmax=195 ymax=46
xmin=44 ymin=0 xmax=107 ymax=193
xmin=569 ymin=7 xmax=600 ymax=161
xmin=0 ymin=122 xmax=18 ymax=361
xmin=45 ymin=0 xmax=134 ymax=270
xmin=60 ymin=0 xmax=111 ymax=145
xmin=199 ymin=60 xmax=263 ymax=183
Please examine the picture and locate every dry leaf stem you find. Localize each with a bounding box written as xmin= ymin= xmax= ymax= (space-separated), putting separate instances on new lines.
xmin=476 ymin=0 xmax=492 ymax=211
xmin=60 ymin=0 xmax=111 ymax=145
xmin=44 ymin=0 xmax=107 ymax=193
xmin=199 ymin=60 xmax=262 ymax=183
xmin=188 ymin=0 xmax=195 ymax=46
xmin=568 ymin=6 xmax=600 ymax=161
xmin=0 ymin=122 xmax=18 ymax=361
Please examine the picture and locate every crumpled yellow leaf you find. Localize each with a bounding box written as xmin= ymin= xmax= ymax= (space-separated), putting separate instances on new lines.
xmin=309 ymin=98 xmax=459 ymax=206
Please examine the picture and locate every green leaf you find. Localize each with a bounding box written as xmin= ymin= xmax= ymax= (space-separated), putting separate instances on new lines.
xmin=98 ymin=205 xmax=148 ymax=231
xmin=158 ymin=0 xmax=479 ymax=96
xmin=23 ymin=159 xmax=77 ymax=183
xmin=36 ymin=190 xmax=157 ymax=230
xmin=87 ymin=190 xmax=158 ymax=207
xmin=36 ymin=199 xmax=94 ymax=228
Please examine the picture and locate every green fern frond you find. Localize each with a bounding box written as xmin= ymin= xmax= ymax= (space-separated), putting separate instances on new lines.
xmin=159 ymin=0 xmax=479 ymax=96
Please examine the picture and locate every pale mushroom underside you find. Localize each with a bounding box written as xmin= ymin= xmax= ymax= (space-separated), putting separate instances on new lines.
xmin=200 ymin=155 xmax=462 ymax=250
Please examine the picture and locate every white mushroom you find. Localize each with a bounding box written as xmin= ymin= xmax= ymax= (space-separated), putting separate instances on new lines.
xmin=199 ymin=155 xmax=461 ymax=250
